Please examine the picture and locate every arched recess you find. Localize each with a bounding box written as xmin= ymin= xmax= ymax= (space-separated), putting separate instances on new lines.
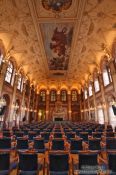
xmin=1 ymin=94 xmax=10 ymax=127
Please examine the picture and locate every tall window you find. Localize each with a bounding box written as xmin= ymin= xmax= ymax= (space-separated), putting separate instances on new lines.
xmin=94 ymin=78 xmax=100 ymax=92
xmin=40 ymin=90 xmax=46 ymax=102
xmin=50 ymin=90 xmax=57 ymax=102
xmin=84 ymin=89 xmax=88 ymax=99
xmin=102 ymin=66 xmax=112 ymax=86
xmin=71 ymin=90 xmax=78 ymax=102
xmin=5 ymin=61 xmax=14 ymax=84
xmin=17 ymin=74 xmax=23 ymax=91
xmin=61 ymin=90 xmax=67 ymax=102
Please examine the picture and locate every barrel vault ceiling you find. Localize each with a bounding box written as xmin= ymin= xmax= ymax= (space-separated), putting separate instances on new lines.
xmin=0 ymin=0 xmax=116 ymax=90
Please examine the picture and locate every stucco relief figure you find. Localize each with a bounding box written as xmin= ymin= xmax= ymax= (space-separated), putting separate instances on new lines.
xmin=42 ymin=0 xmax=72 ymax=12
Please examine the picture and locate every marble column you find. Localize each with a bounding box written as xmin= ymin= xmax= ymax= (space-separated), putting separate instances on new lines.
xmin=99 ymin=74 xmax=109 ymax=126
xmin=46 ymin=90 xmax=50 ymax=121
xmin=87 ymin=90 xmax=91 ymax=121
xmin=68 ymin=92 xmax=71 ymax=121
xmin=109 ymin=60 xmax=116 ymax=94
xmin=9 ymin=74 xmax=19 ymax=124
xmin=92 ymin=82 xmax=98 ymax=122
xmin=26 ymin=85 xmax=32 ymax=122
xmin=20 ymin=82 xmax=26 ymax=122
xmin=0 ymin=61 xmax=8 ymax=96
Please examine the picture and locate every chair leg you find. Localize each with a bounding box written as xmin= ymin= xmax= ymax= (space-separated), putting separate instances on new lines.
xmin=43 ymin=157 xmax=45 ymax=175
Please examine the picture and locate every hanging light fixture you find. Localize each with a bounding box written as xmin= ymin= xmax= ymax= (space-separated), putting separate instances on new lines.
xmin=0 ymin=97 xmax=6 ymax=108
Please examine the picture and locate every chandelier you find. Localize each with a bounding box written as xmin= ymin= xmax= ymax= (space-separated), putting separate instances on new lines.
xmin=0 ymin=97 xmax=6 ymax=108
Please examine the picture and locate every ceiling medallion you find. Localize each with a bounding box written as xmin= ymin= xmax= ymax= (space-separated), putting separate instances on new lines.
xmin=42 ymin=0 xmax=72 ymax=13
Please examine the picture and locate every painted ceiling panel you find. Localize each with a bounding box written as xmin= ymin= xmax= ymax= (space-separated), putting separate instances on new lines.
xmin=40 ymin=23 xmax=74 ymax=70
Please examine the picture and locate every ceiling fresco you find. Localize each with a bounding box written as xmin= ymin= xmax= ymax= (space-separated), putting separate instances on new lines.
xmin=0 ymin=0 xmax=116 ymax=90
xmin=42 ymin=0 xmax=72 ymax=13
xmin=40 ymin=23 xmax=74 ymax=70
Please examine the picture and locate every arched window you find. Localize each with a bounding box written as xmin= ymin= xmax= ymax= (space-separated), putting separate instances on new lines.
xmin=94 ymin=78 xmax=100 ymax=92
xmin=88 ymin=84 xmax=93 ymax=96
xmin=84 ymin=89 xmax=88 ymax=99
xmin=17 ymin=74 xmax=23 ymax=91
xmin=61 ymin=90 xmax=67 ymax=102
xmin=50 ymin=90 xmax=57 ymax=102
xmin=71 ymin=90 xmax=78 ymax=102
xmin=5 ymin=61 xmax=14 ymax=84
xmin=40 ymin=90 xmax=46 ymax=102
xmin=102 ymin=66 xmax=112 ymax=86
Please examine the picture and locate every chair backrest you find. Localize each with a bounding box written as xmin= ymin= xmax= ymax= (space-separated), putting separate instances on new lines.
xmin=106 ymin=132 xmax=114 ymax=137
xmin=17 ymin=139 xmax=28 ymax=150
xmin=28 ymin=131 xmax=37 ymax=140
xmin=0 ymin=152 xmax=10 ymax=170
xmin=41 ymin=132 xmax=50 ymax=141
xmin=52 ymin=139 xmax=65 ymax=150
xmin=89 ymin=139 xmax=101 ymax=150
xmin=33 ymin=138 xmax=45 ymax=150
xmin=70 ymin=139 xmax=83 ymax=151
xmin=92 ymin=132 xmax=102 ymax=138
xmin=66 ymin=132 xmax=75 ymax=140
xmin=15 ymin=131 xmax=24 ymax=138
xmin=106 ymin=138 xmax=116 ymax=150
xmin=54 ymin=132 xmax=62 ymax=138
xmin=108 ymin=153 xmax=116 ymax=172
xmin=3 ymin=131 xmax=11 ymax=137
xmin=49 ymin=152 xmax=69 ymax=173
xmin=79 ymin=132 xmax=88 ymax=141
xmin=33 ymin=129 xmax=40 ymax=135
xmin=79 ymin=153 xmax=98 ymax=170
xmin=19 ymin=153 xmax=38 ymax=171
xmin=0 ymin=138 xmax=11 ymax=149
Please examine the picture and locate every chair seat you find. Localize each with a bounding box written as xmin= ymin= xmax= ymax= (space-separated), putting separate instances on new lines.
xmin=10 ymin=161 xmax=18 ymax=170
xmin=0 ymin=162 xmax=17 ymax=175
xmin=19 ymin=163 xmax=42 ymax=175
xmin=19 ymin=171 xmax=37 ymax=175
xmin=0 ymin=170 xmax=9 ymax=175
xmin=71 ymin=150 xmax=80 ymax=154
xmin=34 ymin=149 xmax=45 ymax=153
xmin=50 ymin=171 xmax=68 ymax=175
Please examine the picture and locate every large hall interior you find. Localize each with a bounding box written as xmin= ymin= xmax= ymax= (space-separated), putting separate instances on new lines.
xmin=0 ymin=0 xmax=116 ymax=174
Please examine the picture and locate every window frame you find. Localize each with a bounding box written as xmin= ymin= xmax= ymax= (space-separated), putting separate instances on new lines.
xmin=40 ymin=90 xmax=46 ymax=102
xmin=17 ymin=74 xmax=23 ymax=91
xmin=50 ymin=90 xmax=57 ymax=102
xmin=71 ymin=90 xmax=78 ymax=102
xmin=60 ymin=90 xmax=67 ymax=102
xmin=94 ymin=77 xmax=100 ymax=93
xmin=102 ymin=66 xmax=112 ymax=87
xmin=5 ymin=61 xmax=14 ymax=84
